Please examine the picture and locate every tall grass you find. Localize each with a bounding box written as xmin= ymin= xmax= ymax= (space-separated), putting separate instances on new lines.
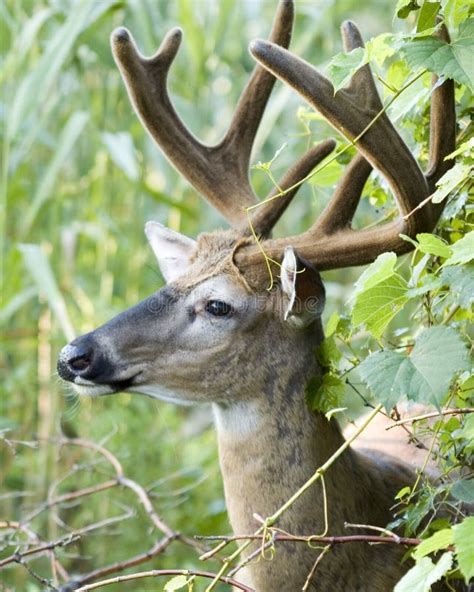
xmin=1 ymin=1 xmax=396 ymax=589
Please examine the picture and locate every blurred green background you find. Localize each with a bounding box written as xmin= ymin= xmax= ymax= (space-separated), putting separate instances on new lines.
xmin=1 ymin=0 xmax=409 ymax=589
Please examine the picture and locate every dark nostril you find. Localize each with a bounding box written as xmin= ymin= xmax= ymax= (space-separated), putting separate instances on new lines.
xmin=69 ymin=354 xmax=92 ymax=371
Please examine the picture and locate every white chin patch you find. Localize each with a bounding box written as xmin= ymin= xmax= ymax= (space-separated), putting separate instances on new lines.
xmin=131 ymin=385 xmax=193 ymax=406
xmin=72 ymin=382 xmax=114 ymax=397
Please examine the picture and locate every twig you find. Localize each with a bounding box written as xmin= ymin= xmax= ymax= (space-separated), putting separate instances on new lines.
xmin=195 ymin=532 xmax=420 ymax=547
xmin=64 ymin=534 xmax=177 ymax=589
xmin=0 ymin=534 xmax=80 ymax=568
xmin=386 ymin=408 xmax=474 ymax=429
xmin=302 ymin=545 xmax=330 ymax=591
xmin=73 ymin=569 xmax=254 ymax=591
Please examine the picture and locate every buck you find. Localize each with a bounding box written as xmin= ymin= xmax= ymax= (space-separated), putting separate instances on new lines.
xmin=57 ymin=1 xmax=455 ymax=590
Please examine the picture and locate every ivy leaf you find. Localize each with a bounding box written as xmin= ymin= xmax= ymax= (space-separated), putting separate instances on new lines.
xmin=413 ymin=528 xmax=453 ymax=560
xmin=352 ymin=274 xmax=409 ymax=339
xmin=326 ymin=47 xmax=367 ymax=92
xmin=358 ymin=327 xmax=470 ymax=409
xmin=443 ymin=231 xmax=474 ymax=266
xmin=416 ymin=233 xmax=452 ymax=258
xmin=396 ymin=0 xmax=420 ymax=19
xmin=394 ymin=552 xmax=453 ymax=592
xmin=417 ymin=1 xmax=441 ymax=32
xmin=401 ymin=19 xmax=474 ymax=89
xmin=453 ymin=516 xmax=474 ymax=583
xmin=451 ymin=479 xmax=474 ymax=503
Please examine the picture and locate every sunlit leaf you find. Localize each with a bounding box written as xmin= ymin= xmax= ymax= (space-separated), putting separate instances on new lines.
xmin=413 ymin=528 xmax=453 ymax=560
xmin=443 ymin=231 xmax=474 ymax=266
xmin=394 ymin=552 xmax=452 ymax=592
xmin=416 ymin=233 xmax=452 ymax=258
xmin=417 ymin=1 xmax=441 ymax=32
xmin=453 ymin=516 xmax=474 ymax=583
xmin=326 ymin=47 xmax=367 ymax=91
xmin=358 ymin=327 xmax=470 ymax=408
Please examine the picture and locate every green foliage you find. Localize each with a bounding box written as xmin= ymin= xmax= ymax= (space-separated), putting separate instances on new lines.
xmin=394 ymin=552 xmax=453 ymax=592
xmin=358 ymin=327 xmax=470 ymax=409
xmin=453 ymin=516 xmax=474 ymax=582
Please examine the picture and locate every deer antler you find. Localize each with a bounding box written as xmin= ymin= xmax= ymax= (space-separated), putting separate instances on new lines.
xmin=233 ymin=21 xmax=455 ymax=283
xmin=111 ymin=0 xmax=335 ymax=229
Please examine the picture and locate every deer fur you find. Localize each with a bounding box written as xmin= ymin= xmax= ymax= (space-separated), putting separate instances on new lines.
xmin=58 ymin=228 xmax=420 ymax=591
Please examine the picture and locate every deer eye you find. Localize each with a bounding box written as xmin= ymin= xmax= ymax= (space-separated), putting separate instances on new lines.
xmin=205 ymin=300 xmax=233 ymax=317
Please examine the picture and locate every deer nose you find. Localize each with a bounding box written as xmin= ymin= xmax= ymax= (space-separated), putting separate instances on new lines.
xmin=57 ymin=340 xmax=95 ymax=382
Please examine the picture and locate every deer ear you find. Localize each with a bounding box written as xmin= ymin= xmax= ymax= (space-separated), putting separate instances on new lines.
xmin=145 ymin=222 xmax=196 ymax=283
xmin=281 ymin=247 xmax=325 ymax=327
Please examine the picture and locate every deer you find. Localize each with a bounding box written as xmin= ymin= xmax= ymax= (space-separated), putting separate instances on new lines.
xmin=57 ymin=1 xmax=456 ymax=590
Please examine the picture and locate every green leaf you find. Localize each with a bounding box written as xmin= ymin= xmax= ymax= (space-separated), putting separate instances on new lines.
xmin=358 ymin=327 xmax=470 ymax=409
xmin=417 ymin=1 xmax=441 ymax=32
xmin=396 ymin=0 xmax=420 ymax=19
xmin=352 ymin=274 xmax=409 ymax=339
xmin=451 ymin=479 xmax=474 ymax=503
xmin=21 ymin=111 xmax=89 ymax=235
xmin=353 ymin=252 xmax=398 ymax=296
xmin=308 ymin=155 xmax=344 ymax=187
xmin=440 ymin=264 xmax=474 ymax=309
xmin=326 ymin=47 xmax=367 ymax=92
xmin=316 ymin=336 xmax=342 ymax=369
xmin=325 ymin=312 xmax=340 ymax=337
xmin=18 ymin=244 xmax=75 ymax=341
xmin=416 ymin=233 xmax=452 ymax=258
xmin=401 ymin=20 xmax=474 ymax=89
xmin=306 ymin=373 xmax=345 ymax=414
xmin=102 ymin=131 xmax=139 ymax=182
xmin=432 ymin=163 xmax=472 ymax=203
xmin=394 ymin=552 xmax=452 ymax=592
xmin=453 ymin=516 xmax=474 ymax=583
xmin=164 ymin=575 xmax=189 ymax=591
xmin=366 ymin=33 xmax=396 ymax=66
xmin=443 ymin=231 xmax=474 ymax=266
xmin=413 ymin=528 xmax=453 ymax=560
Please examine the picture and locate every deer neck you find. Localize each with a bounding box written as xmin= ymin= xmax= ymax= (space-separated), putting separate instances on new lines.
xmin=213 ymin=324 xmax=356 ymax=539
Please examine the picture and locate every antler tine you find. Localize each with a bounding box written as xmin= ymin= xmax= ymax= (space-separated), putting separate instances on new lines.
xmin=311 ymin=153 xmax=373 ymax=235
xmin=247 ymin=139 xmax=337 ymax=238
xmin=233 ymin=22 xmax=455 ymax=285
xmin=111 ymin=0 xmax=295 ymax=227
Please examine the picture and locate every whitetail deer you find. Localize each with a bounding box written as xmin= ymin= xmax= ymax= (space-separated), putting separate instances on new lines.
xmin=57 ymin=1 xmax=456 ymax=589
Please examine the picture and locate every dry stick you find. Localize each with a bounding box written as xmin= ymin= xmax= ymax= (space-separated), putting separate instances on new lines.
xmin=74 ymin=569 xmax=254 ymax=592
xmin=0 ymin=534 xmax=80 ymax=569
xmin=302 ymin=545 xmax=331 ymax=592
xmin=67 ymin=534 xmax=177 ymax=589
xmin=386 ymin=408 xmax=474 ymax=430
xmin=204 ymin=404 xmax=383 ymax=590
xmin=196 ymin=532 xmax=421 ymax=547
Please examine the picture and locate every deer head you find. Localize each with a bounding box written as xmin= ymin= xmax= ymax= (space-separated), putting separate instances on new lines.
xmin=57 ymin=0 xmax=454 ymax=404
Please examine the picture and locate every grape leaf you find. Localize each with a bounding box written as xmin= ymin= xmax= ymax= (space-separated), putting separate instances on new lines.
xmin=326 ymin=47 xmax=367 ymax=91
xmin=358 ymin=327 xmax=470 ymax=409
xmin=416 ymin=233 xmax=452 ymax=258
xmin=396 ymin=0 xmax=420 ymax=19
xmin=453 ymin=516 xmax=474 ymax=583
xmin=443 ymin=231 xmax=474 ymax=266
xmin=413 ymin=528 xmax=453 ymax=560
xmin=417 ymin=1 xmax=441 ymax=32
xmin=440 ymin=264 xmax=474 ymax=309
xmin=401 ymin=19 xmax=474 ymax=89
xmin=394 ymin=552 xmax=453 ymax=592
xmin=352 ymin=274 xmax=409 ymax=339
xmin=451 ymin=479 xmax=474 ymax=503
